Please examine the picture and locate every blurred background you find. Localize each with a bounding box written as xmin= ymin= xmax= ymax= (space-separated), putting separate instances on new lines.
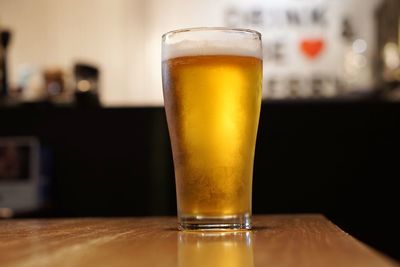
xmin=0 ymin=0 xmax=399 ymax=260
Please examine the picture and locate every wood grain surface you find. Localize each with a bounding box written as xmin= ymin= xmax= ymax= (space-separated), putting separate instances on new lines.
xmin=0 ymin=215 xmax=398 ymax=267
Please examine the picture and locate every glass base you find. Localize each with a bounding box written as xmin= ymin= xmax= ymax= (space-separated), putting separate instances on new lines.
xmin=178 ymin=213 xmax=251 ymax=231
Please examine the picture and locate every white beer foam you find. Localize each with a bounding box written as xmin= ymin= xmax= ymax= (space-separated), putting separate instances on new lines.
xmin=162 ymin=29 xmax=262 ymax=61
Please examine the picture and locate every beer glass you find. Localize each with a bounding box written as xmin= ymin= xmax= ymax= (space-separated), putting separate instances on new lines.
xmin=162 ymin=28 xmax=262 ymax=230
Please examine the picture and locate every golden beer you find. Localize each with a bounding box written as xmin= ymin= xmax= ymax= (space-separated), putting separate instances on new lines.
xmin=162 ymin=28 xmax=262 ymax=230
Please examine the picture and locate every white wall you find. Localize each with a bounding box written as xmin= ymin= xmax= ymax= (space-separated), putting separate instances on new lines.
xmin=0 ymin=0 xmax=146 ymax=106
xmin=0 ymin=0 xmax=382 ymax=106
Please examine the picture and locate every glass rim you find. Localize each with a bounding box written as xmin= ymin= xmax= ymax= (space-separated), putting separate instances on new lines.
xmin=162 ymin=27 xmax=262 ymax=40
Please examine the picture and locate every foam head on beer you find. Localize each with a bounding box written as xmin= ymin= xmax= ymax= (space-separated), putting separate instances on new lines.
xmin=162 ymin=28 xmax=262 ymax=61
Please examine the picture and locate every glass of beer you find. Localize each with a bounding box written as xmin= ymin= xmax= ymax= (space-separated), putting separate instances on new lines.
xmin=162 ymin=28 xmax=262 ymax=230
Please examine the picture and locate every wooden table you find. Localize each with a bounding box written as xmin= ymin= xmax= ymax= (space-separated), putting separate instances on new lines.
xmin=0 ymin=215 xmax=397 ymax=267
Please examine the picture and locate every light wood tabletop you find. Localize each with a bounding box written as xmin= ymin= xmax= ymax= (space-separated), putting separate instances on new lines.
xmin=0 ymin=215 xmax=397 ymax=267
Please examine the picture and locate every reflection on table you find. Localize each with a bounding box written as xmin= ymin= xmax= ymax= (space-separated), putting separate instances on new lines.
xmin=178 ymin=231 xmax=253 ymax=267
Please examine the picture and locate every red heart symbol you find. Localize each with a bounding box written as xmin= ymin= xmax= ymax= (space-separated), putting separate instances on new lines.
xmin=300 ymin=39 xmax=325 ymax=59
